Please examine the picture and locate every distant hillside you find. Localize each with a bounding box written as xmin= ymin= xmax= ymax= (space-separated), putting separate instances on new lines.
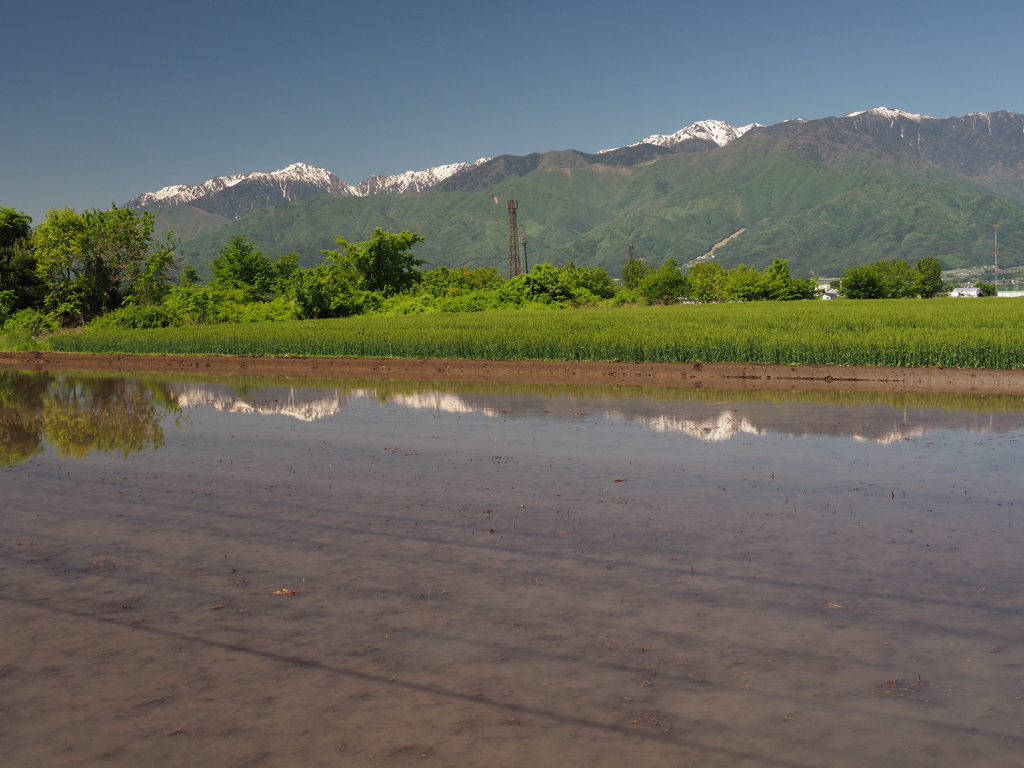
xmin=169 ymin=109 xmax=1024 ymax=278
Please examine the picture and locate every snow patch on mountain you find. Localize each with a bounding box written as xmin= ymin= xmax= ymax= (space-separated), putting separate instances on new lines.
xmin=842 ymin=107 xmax=933 ymax=121
xmin=127 ymin=163 xmax=357 ymax=210
xmin=355 ymin=158 xmax=490 ymax=196
xmin=127 ymin=158 xmax=493 ymax=211
xmin=597 ymin=120 xmax=762 ymax=154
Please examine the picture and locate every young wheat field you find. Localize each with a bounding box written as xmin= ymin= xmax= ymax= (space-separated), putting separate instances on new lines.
xmin=43 ymin=299 xmax=1024 ymax=369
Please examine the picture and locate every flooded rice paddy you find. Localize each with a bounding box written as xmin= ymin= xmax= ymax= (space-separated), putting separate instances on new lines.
xmin=1 ymin=370 xmax=1022 ymax=767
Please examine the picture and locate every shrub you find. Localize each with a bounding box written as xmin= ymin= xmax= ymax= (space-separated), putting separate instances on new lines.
xmin=3 ymin=308 xmax=58 ymax=335
xmin=88 ymin=305 xmax=183 ymax=330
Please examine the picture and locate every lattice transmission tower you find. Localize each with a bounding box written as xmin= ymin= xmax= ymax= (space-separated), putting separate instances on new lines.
xmin=507 ymin=199 xmax=522 ymax=278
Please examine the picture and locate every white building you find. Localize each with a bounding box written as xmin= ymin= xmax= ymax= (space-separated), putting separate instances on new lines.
xmin=949 ymin=287 xmax=982 ymax=297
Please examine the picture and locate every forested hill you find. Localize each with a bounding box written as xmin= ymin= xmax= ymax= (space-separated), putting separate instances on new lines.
xmin=168 ymin=109 xmax=1024 ymax=278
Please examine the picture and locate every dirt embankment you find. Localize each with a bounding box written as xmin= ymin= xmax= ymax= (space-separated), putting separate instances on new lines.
xmin=4 ymin=351 xmax=1024 ymax=395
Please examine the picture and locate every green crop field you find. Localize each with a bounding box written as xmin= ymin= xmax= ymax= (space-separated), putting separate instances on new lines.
xmin=36 ymin=299 xmax=1024 ymax=369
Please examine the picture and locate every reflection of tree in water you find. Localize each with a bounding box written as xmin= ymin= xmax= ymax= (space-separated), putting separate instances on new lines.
xmin=0 ymin=372 xmax=48 ymax=465
xmin=0 ymin=371 xmax=180 ymax=465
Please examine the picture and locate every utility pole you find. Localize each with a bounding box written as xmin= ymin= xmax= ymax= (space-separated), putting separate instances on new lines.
xmin=629 ymin=241 xmax=634 ymax=260
xmin=507 ymin=200 xmax=522 ymax=278
xmin=521 ymin=235 xmax=529 ymax=274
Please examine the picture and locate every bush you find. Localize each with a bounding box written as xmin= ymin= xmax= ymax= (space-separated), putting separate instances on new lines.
xmin=219 ymin=295 xmax=300 ymax=324
xmin=88 ymin=305 xmax=183 ymax=330
xmin=3 ymin=308 xmax=58 ymax=336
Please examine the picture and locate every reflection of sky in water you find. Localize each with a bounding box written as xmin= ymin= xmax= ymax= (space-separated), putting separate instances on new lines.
xmin=4 ymin=370 xmax=1024 ymax=468
xmin=4 ymin=368 xmax=1024 ymax=765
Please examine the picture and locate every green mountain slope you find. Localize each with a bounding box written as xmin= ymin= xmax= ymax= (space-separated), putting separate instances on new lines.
xmin=177 ymin=134 xmax=1024 ymax=278
xmin=154 ymin=205 xmax=232 ymax=243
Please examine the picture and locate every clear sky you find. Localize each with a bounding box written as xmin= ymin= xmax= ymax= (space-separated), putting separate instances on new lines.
xmin=3 ymin=0 xmax=1023 ymax=222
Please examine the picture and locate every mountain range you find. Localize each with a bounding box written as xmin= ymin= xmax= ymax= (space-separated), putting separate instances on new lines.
xmin=128 ymin=108 xmax=1024 ymax=278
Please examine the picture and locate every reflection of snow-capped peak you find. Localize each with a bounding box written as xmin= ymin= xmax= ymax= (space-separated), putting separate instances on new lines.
xmin=389 ymin=392 xmax=503 ymax=418
xmin=172 ymin=385 xmax=368 ymax=421
xmin=619 ymin=409 xmax=764 ymax=441
xmin=850 ymin=425 xmax=927 ymax=444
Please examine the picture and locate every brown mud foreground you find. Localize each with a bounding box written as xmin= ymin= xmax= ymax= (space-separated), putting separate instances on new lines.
xmin=3 ymin=350 xmax=1024 ymax=395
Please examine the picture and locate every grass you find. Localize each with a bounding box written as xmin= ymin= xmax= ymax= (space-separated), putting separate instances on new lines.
xmin=31 ymin=299 xmax=1024 ymax=369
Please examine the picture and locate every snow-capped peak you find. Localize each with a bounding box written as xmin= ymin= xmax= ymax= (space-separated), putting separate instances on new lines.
xmin=269 ymin=162 xmax=343 ymax=186
xmin=126 ymin=158 xmax=494 ymax=212
xmin=597 ymin=119 xmax=760 ymax=154
xmin=842 ymin=107 xmax=933 ymax=121
xmin=354 ymin=158 xmax=491 ymax=196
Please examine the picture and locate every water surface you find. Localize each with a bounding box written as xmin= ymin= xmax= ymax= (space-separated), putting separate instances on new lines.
xmin=2 ymin=371 xmax=1022 ymax=767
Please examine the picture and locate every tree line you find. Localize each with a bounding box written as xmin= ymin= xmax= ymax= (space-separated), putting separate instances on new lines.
xmin=0 ymin=203 xmax=956 ymax=335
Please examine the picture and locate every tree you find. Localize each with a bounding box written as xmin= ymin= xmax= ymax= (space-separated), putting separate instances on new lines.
xmin=638 ymin=258 xmax=687 ymax=304
xmin=126 ymin=246 xmax=177 ymax=306
xmin=34 ymin=205 xmax=172 ymax=323
xmin=323 ymin=228 xmax=425 ymax=296
xmin=875 ymin=259 xmax=917 ymax=299
xmin=0 ymin=207 xmax=31 ymax=251
xmin=272 ymin=252 xmax=301 ymax=295
xmin=419 ymin=266 xmax=504 ymax=297
xmin=760 ymin=259 xmax=816 ymax=301
xmin=0 ymin=207 xmax=41 ymax=315
xmin=287 ymin=254 xmax=365 ymax=319
xmin=179 ymin=264 xmax=201 ymax=287
xmin=33 ymin=207 xmax=90 ymax=322
xmin=210 ymin=235 xmax=274 ymax=299
xmin=913 ymin=257 xmax=943 ymax=298
xmin=686 ymin=262 xmax=726 ymax=303
xmin=975 ymin=282 xmax=997 ymax=297
xmin=838 ymin=264 xmax=883 ymax=299
xmin=723 ymin=264 xmax=764 ymax=301
xmin=621 ymin=256 xmax=651 ymax=290
xmin=840 ymin=258 xmax=936 ymax=299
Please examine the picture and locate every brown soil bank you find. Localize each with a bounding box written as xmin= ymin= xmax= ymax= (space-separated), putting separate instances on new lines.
xmin=5 ymin=351 xmax=1024 ymax=395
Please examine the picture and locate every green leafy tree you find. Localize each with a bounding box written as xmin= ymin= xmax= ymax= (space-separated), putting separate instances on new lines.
xmin=272 ymin=252 xmax=301 ymax=295
xmin=0 ymin=207 xmax=31 ymax=253
xmin=638 ymin=258 xmax=687 ymax=304
xmin=33 ymin=207 xmax=90 ymax=322
xmin=323 ymin=228 xmax=425 ymax=296
xmin=210 ymin=235 xmax=274 ymax=300
xmin=287 ymin=254 xmax=366 ymax=319
xmin=759 ymin=258 xmax=816 ymax=301
xmin=497 ymin=262 xmax=615 ymax=306
xmin=975 ymin=282 xmax=997 ymax=297
xmin=840 ymin=259 xmax=927 ymax=299
xmin=685 ymin=262 xmax=726 ymax=303
xmin=621 ymin=256 xmax=652 ymax=290
xmin=179 ymin=264 xmax=201 ymax=287
xmin=723 ymin=264 xmax=764 ymax=301
xmin=126 ymin=246 xmax=177 ymax=306
xmin=913 ymin=257 xmax=943 ymax=298
xmin=875 ymin=259 xmax=918 ymax=299
xmin=33 ymin=205 xmax=172 ymax=323
xmin=838 ymin=264 xmax=884 ymax=299
xmin=418 ymin=266 xmax=504 ymax=297
xmin=0 ymin=208 xmax=40 ymax=314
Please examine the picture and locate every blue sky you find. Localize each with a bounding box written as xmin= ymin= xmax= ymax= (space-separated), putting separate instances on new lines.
xmin=3 ymin=0 xmax=1023 ymax=222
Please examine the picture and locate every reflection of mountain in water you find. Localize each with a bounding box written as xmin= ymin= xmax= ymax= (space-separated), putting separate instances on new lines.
xmin=172 ymin=383 xmax=1024 ymax=444
xmin=172 ymin=384 xmax=372 ymax=422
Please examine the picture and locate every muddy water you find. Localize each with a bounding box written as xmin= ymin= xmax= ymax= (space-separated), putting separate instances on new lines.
xmin=1 ymin=371 xmax=1022 ymax=767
